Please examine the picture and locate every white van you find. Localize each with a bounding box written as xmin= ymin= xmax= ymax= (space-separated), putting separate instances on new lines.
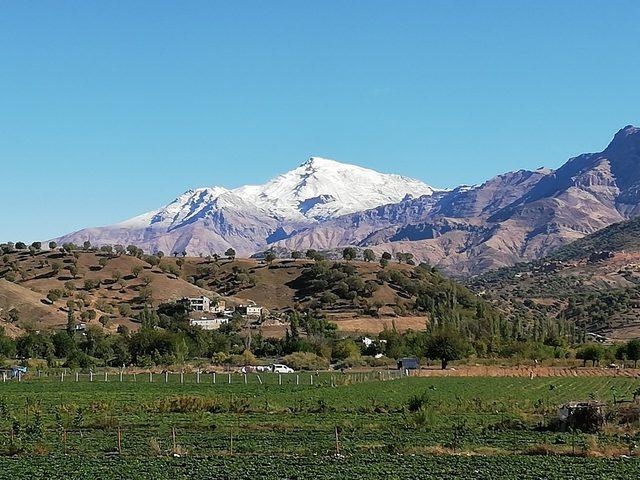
xmin=272 ymin=364 xmax=294 ymax=373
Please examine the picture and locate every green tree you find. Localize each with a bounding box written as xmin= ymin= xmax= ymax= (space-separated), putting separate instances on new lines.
xmin=426 ymin=329 xmax=467 ymax=369
xmin=264 ymin=251 xmax=277 ymax=265
xmin=291 ymin=251 xmax=302 ymax=260
xmin=48 ymin=241 xmax=57 ymax=250
xmin=225 ymin=248 xmax=236 ymax=260
xmin=342 ymin=247 xmax=357 ymax=262
xmin=363 ymin=249 xmax=376 ymax=262
xmin=576 ymin=344 xmax=604 ymax=367
xmin=624 ymin=339 xmax=640 ymax=367
xmin=66 ymin=310 xmax=76 ymax=336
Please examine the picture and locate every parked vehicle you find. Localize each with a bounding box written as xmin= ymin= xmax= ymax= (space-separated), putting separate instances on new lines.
xmin=272 ymin=364 xmax=294 ymax=373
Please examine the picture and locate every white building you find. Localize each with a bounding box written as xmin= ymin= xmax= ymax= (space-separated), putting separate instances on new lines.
xmin=236 ymin=304 xmax=263 ymax=317
xmin=189 ymin=316 xmax=229 ymax=331
xmin=181 ymin=296 xmax=225 ymax=313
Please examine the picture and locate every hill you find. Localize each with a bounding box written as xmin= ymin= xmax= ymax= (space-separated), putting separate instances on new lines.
xmin=468 ymin=216 xmax=640 ymax=340
xmin=0 ymin=245 xmax=502 ymax=338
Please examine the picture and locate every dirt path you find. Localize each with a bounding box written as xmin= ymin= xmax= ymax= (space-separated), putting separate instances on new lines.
xmin=412 ymin=366 xmax=640 ymax=378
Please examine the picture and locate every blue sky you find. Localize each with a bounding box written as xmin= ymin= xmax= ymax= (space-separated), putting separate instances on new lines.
xmin=1 ymin=1 xmax=639 ymax=242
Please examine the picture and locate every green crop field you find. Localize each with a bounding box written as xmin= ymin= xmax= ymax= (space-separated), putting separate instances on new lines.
xmin=1 ymin=374 xmax=640 ymax=479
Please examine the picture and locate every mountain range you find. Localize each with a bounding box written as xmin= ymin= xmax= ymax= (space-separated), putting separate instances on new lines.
xmin=54 ymin=125 xmax=640 ymax=276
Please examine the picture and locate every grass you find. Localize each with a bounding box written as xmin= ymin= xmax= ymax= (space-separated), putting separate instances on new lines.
xmin=1 ymin=375 xmax=640 ymax=478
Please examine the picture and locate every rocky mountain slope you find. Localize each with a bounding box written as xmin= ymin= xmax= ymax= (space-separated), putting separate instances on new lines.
xmin=468 ymin=216 xmax=640 ymax=340
xmin=54 ymin=157 xmax=436 ymax=257
xmin=278 ymin=125 xmax=640 ymax=276
xmin=53 ymin=125 xmax=640 ymax=277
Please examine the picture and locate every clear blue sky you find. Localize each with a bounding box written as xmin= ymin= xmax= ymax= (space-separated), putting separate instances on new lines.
xmin=1 ymin=1 xmax=639 ymax=242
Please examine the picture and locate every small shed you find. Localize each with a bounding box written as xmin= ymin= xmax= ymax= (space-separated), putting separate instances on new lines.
xmin=397 ymin=357 xmax=420 ymax=370
xmin=557 ymin=401 xmax=606 ymax=432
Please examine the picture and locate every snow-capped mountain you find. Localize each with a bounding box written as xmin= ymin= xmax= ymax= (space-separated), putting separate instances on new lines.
xmin=53 ymin=157 xmax=436 ymax=256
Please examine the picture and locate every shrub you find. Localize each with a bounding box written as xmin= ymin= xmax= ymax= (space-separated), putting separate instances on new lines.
xmin=282 ymin=352 xmax=330 ymax=371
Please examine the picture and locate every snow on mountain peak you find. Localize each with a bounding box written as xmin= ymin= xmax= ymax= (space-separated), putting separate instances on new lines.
xmin=233 ymin=156 xmax=436 ymax=220
xmin=60 ymin=157 xmax=438 ymax=252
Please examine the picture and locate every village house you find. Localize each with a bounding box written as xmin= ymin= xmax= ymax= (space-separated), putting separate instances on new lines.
xmin=189 ymin=314 xmax=229 ymax=331
xmin=180 ymin=296 xmax=225 ymax=313
xmin=236 ymin=304 xmax=263 ymax=318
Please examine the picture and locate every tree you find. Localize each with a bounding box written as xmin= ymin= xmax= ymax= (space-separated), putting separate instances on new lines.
xmin=264 ymin=251 xmax=276 ymax=265
xmin=176 ymin=258 xmax=184 ymax=270
xmin=66 ymin=310 xmax=76 ymax=336
xmin=68 ymin=265 xmax=78 ymax=278
xmin=624 ymin=339 xmax=640 ymax=367
xmin=31 ymin=241 xmax=42 ymax=250
xmin=48 ymin=241 xmax=57 ymax=250
xmin=342 ymin=247 xmax=357 ymax=262
xmin=576 ymin=344 xmax=604 ymax=367
xmin=379 ymin=258 xmax=389 ymax=268
xmin=332 ymin=338 xmax=361 ymax=361
xmin=225 ymin=248 xmax=236 ymax=260
xmin=15 ymin=242 xmax=27 ymax=250
xmin=291 ymin=251 xmax=302 ymax=260
xmin=426 ymin=329 xmax=467 ymax=369
xmin=132 ymin=265 xmax=143 ymax=278
xmin=363 ymin=249 xmax=376 ymax=262
xmin=382 ymin=252 xmax=392 ymax=261
xmin=83 ymin=241 xmax=91 ymax=251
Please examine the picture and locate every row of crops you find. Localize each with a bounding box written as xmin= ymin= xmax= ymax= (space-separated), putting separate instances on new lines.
xmin=1 ymin=376 xmax=640 ymax=477
xmin=0 ymin=454 xmax=639 ymax=479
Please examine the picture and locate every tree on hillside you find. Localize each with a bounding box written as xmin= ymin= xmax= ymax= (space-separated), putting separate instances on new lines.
xmin=363 ymin=249 xmax=376 ymax=262
xmin=264 ymin=251 xmax=277 ymax=265
xmin=181 ymin=251 xmax=187 ymax=257
xmin=83 ymin=241 xmax=91 ymax=251
xmin=15 ymin=242 xmax=26 ymax=250
xmin=48 ymin=241 xmax=57 ymax=250
xmin=426 ymin=329 xmax=468 ymax=369
xmin=379 ymin=258 xmax=389 ymax=268
xmin=132 ymin=265 xmax=143 ymax=278
xmin=66 ymin=310 xmax=76 ymax=336
xmin=31 ymin=241 xmax=42 ymax=250
xmin=176 ymin=258 xmax=185 ymax=270
xmin=225 ymin=248 xmax=236 ymax=260
xmin=114 ymin=245 xmax=125 ymax=256
xmin=342 ymin=247 xmax=357 ymax=262
xmin=291 ymin=251 xmax=302 ymax=260
xmin=382 ymin=252 xmax=392 ymax=261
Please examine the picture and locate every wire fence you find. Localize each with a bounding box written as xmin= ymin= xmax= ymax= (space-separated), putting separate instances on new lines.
xmin=2 ymin=368 xmax=408 ymax=387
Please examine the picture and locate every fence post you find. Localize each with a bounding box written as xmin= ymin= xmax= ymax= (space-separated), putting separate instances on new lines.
xmin=120 ymin=370 xmax=123 ymax=382
xmin=104 ymin=371 xmax=108 ymax=382
xmin=75 ymin=372 xmax=79 ymax=382
xmin=197 ymin=371 xmax=200 ymax=384
xmin=149 ymin=372 xmax=153 ymax=383
xmin=165 ymin=371 xmax=169 ymax=383
xmin=296 ymin=374 xmax=299 ymax=386
xmin=278 ymin=374 xmax=282 ymax=386
xmin=228 ymin=373 xmax=231 ymax=384
xmin=257 ymin=375 xmax=262 ymax=385
xmin=60 ymin=371 xmax=64 ymax=382
xmin=180 ymin=371 xmax=184 ymax=384
xmin=310 ymin=374 xmax=313 ymax=386
xmin=133 ymin=373 xmax=137 ymax=382
xmin=212 ymin=372 xmax=216 ymax=384
xmin=244 ymin=373 xmax=247 ymax=385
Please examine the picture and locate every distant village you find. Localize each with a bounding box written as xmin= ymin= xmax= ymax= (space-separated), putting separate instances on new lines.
xmin=181 ymin=295 xmax=263 ymax=330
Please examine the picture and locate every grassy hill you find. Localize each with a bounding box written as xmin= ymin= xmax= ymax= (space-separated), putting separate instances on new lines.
xmin=0 ymin=245 xmax=499 ymax=338
xmin=468 ymin=216 xmax=640 ymax=340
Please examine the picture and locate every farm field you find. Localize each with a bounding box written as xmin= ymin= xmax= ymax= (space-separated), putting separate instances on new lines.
xmin=1 ymin=375 xmax=640 ymax=478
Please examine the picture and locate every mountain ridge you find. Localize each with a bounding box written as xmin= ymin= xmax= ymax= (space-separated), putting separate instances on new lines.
xmin=53 ymin=125 xmax=640 ymax=277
